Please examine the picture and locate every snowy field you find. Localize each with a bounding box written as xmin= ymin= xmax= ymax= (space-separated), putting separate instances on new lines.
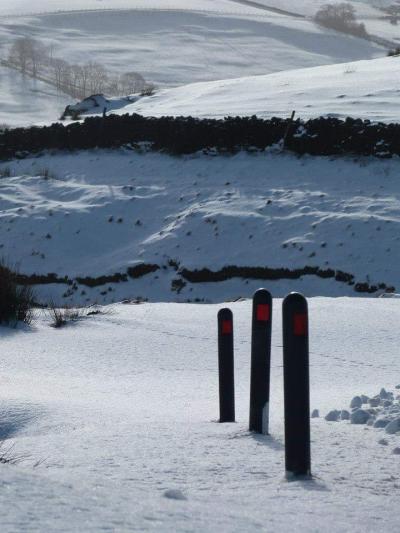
xmin=78 ymin=55 xmax=400 ymax=123
xmin=243 ymin=0 xmax=400 ymax=42
xmin=0 ymin=2 xmax=399 ymax=531
xmin=0 ymin=65 xmax=70 ymax=128
xmin=0 ymin=0 xmax=389 ymax=126
xmin=0 ymin=0 xmax=261 ymax=17
xmin=0 ymin=298 xmax=399 ymax=531
xmin=0 ymin=6 xmax=383 ymax=89
xmin=0 ymin=150 xmax=399 ymax=305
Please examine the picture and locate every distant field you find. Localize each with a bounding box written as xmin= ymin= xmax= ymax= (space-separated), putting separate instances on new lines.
xmin=0 ymin=65 xmax=70 ymax=127
xmin=0 ymin=0 xmax=393 ymax=126
xmin=0 ymin=6 xmax=383 ymax=89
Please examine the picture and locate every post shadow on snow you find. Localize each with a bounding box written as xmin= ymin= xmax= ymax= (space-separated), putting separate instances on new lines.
xmin=250 ymin=432 xmax=285 ymax=452
xmin=285 ymin=475 xmax=330 ymax=492
xmin=0 ymin=402 xmax=44 ymax=439
xmin=226 ymin=428 xmax=284 ymax=452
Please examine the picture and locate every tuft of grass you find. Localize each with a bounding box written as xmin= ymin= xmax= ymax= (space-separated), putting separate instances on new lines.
xmin=140 ymin=83 xmax=156 ymax=96
xmin=0 ymin=260 xmax=35 ymax=326
xmin=0 ymin=442 xmax=28 ymax=465
xmin=0 ymin=167 xmax=12 ymax=178
xmin=38 ymin=168 xmax=58 ymax=180
xmin=47 ymin=303 xmax=109 ymax=328
xmin=47 ymin=303 xmax=84 ymax=328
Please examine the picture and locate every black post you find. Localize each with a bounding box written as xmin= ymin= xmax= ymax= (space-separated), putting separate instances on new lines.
xmin=218 ymin=308 xmax=235 ymax=423
xmin=249 ymin=289 xmax=272 ymax=434
xmin=282 ymin=292 xmax=311 ymax=478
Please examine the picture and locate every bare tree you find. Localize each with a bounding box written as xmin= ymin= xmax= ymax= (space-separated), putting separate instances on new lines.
xmin=120 ymin=71 xmax=146 ymax=94
xmin=86 ymin=62 xmax=108 ymax=95
xmin=26 ymin=38 xmax=46 ymax=77
xmin=52 ymin=58 xmax=67 ymax=90
xmin=8 ymin=37 xmax=31 ymax=73
xmin=106 ymin=74 xmax=121 ymax=96
xmin=7 ymin=35 xmax=153 ymax=99
xmin=8 ymin=37 xmax=47 ymax=77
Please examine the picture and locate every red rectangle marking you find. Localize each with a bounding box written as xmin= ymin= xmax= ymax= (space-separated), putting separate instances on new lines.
xmin=256 ymin=304 xmax=270 ymax=322
xmin=294 ymin=313 xmax=307 ymax=336
xmin=222 ymin=320 xmax=233 ymax=335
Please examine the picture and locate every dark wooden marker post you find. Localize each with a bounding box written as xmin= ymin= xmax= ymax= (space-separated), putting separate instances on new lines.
xmin=249 ymin=289 xmax=272 ymax=434
xmin=217 ymin=308 xmax=235 ymax=423
xmin=282 ymin=292 xmax=311 ymax=478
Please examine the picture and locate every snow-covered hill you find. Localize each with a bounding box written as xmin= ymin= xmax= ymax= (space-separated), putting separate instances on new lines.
xmin=0 ymin=0 xmax=260 ymax=16
xmin=0 ymin=149 xmax=399 ymax=305
xmin=1 ymin=298 xmax=399 ymax=531
xmin=0 ymin=0 xmax=383 ymax=89
xmin=0 ymin=0 xmax=390 ymax=125
xmin=67 ymin=55 xmax=400 ymax=123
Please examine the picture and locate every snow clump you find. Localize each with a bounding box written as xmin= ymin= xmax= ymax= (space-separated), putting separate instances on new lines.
xmin=324 ymin=387 xmax=400 ymax=441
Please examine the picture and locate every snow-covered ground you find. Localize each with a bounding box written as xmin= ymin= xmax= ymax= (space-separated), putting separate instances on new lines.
xmin=0 ymin=0 xmax=262 ymax=16
xmin=110 ymin=55 xmax=400 ymax=123
xmin=0 ymin=65 xmax=70 ymax=128
xmin=0 ymin=6 xmax=383 ymax=89
xmin=232 ymin=0 xmax=400 ymax=43
xmin=1 ymin=298 xmax=399 ymax=531
xmin=0 ymin=2 xmax=399 ymax=530
xmin=0 ymin=0 xmax=390 ymax=126
xmin=0 ymin=150 xmax=399 ymax=305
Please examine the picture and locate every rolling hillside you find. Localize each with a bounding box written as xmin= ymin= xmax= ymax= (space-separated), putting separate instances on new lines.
xmin=0 ymin=0 xmax=387 ymax=125
xmin=0 ymin=149 xmax=399 ymax=305
xmin=67 ymin=55 xmax=400 ymax=123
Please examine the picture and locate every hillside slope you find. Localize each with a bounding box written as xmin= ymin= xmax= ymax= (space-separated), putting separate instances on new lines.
xmin=0 ymin=0 xmax=386 ymax=125
xmin=0 ymin=150 xmax=399 ymax=305
xmin=0 ymin=1 xmax=383 ymax=89
xmin=70 ymin=56 xmax=400 ymax=123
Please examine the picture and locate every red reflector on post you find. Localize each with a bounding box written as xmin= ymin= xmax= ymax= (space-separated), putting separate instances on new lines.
xmin=222 ymin=320 xmax=233 ymax=335
xmin=294 ymin=313 xmax=307 ymax=336
xmin=256 ymin=304 xmax=270 ymax=322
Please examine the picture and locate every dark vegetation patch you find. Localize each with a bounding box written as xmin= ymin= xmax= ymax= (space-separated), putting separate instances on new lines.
xmin=179 ymin=265 xmax=395 ymax=294
xmin=3 ymin=261 xmax=395 ymax=296
xmin=12 ymin=263 xmax=159 ymax=289
xmin=127 ymin=264 xmax=159 ymax=278
xmin=16 ymin=272 xmax=71 ymax=285
xmin=76 ymin=272 xmax=128 ymax=287
xmin=0 ymin=261 xmax=35 ymax=325
xmin=1 ymin=114 xmax=400 ymax=160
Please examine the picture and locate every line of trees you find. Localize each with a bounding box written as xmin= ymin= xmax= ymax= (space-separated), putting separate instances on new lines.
xmin=7 ymin=37 xmax=154 ymax=99
xmin=314 ymin=3 xmax=368 ymax=38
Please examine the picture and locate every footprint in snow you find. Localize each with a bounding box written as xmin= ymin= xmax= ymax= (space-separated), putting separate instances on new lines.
xmin=163 ymin=489 xmax=187 ymax=501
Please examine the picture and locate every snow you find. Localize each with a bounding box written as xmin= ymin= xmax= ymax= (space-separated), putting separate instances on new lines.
xmin=253 ymin=0 xmax=400 ymax=43
xmin=0 ymin=1 xmax=383 ymax=89
xmin=112 ymin=56 xmax=400 ymax=123
xmin=0 ymin=149 xmax=400 ymax=305
xmin=0 ymin=2 xmax=399 ymax=529
xmin=0 ymin=297 xmax=399 ymax=531
xmin=0 ymin=0 xmax=389 ymax=126
xmin=0 ymin=65 xmax=70 ymax=128
xmin=0 ymin=0 xmax=265 ymax=17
